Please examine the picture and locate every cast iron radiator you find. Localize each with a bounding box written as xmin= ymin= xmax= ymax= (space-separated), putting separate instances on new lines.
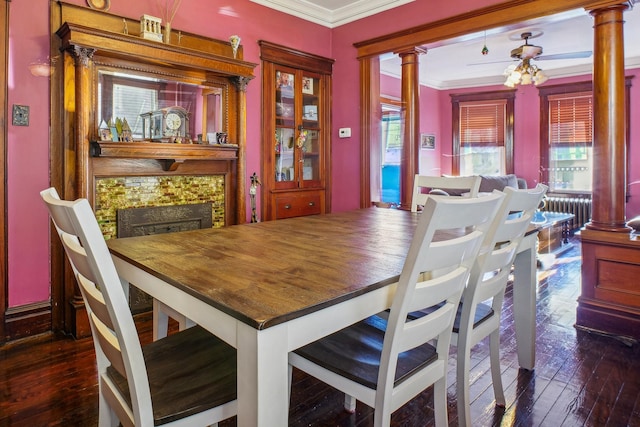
xmin=542 ymin=196 xmax=592 ymax=230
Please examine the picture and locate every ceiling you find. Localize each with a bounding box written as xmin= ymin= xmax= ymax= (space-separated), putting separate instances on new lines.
xmin=253 ymin=0 xmax=640 ymax=90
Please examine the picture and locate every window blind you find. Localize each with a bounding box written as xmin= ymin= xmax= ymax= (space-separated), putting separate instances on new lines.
xmin=548 ymin=91 xmax=593 ymax=145
xmin=459 ymin=100 xmax=506 ymax=146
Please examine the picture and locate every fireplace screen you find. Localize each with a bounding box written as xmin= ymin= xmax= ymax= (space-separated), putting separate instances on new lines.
xmin=117 ymin=203 xmax=213 ymax=313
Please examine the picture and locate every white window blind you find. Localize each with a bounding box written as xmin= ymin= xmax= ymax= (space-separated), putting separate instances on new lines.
xmin=459 ymin=100 xmax=506 ymax=146
xmin=548 ymin=92 xmax=593 ymax=145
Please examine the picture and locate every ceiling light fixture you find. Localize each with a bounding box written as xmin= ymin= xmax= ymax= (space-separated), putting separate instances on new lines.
xmin=504 ymin=57 xmax=548 ymax=87
xmin=504 ymin=31 xmax=549 ymax=87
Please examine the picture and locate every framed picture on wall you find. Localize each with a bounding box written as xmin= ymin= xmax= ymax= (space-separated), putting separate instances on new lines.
xmin=421 ymin=133 xmax=435 ymax=150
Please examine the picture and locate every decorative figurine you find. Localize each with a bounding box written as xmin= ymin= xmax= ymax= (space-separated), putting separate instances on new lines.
xmin=229 ymin=35 xmax=241 ymax=59
xmin=250 ymin=173 xmax=261 ymax=223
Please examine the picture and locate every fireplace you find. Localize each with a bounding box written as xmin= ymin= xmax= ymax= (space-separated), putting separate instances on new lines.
xmin=117 ymin=202 xmax=214 ymax=313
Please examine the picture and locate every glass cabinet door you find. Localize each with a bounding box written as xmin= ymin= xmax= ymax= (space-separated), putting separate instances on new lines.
xmin=300 ymin=73 xmax=321 ymax=184
xmin=274 ymin=68 xmax=322 ymax=188
xmin=274 ymin=127 xmax=295 ymax=182
xmin=274 ymin=68 xmax=297 ymax=188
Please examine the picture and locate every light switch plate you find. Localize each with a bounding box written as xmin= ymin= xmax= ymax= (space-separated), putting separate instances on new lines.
xmin=12 ymin=104 xmax=30 ymax=126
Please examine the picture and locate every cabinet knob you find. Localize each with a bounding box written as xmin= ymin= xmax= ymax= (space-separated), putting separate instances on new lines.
xmin=308 ymin=201 xmax=315 ymax=206
xmin=284 ymin=204 xmax=291 ymax=209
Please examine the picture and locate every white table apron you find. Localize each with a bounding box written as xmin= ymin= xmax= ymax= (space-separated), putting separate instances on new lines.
xmin=110 ymin=221 xmax=539 ymax=427
xmin=112 ymin=254 xmax=399 ymax=427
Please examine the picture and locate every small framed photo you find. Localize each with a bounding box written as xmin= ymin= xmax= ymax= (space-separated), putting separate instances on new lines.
xmin=276 ymin=71 xmax=294 ymax=96
xmin=302 ymin=76 xmax=314 ymax=95
xmin=421 ymin=133 xmax=435 ymax=150
xmin=99 ymin=127 xmax=113 ymax=141
xmin=303 ymin=105 xmax=318 ymax=121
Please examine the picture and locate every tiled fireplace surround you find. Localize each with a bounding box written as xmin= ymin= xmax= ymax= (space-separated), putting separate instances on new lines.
xmin=95 ymin=175 xmax=226 ymax=240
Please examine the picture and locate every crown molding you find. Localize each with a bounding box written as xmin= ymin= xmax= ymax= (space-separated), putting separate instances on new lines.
xmin=250 ymin=0 xmax=414 ymax=28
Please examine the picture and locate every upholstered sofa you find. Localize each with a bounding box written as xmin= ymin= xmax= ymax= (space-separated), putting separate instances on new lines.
xmin=440 ymin=174 xmax=527 ymax=196
xmin=478 ymin=174 xmax=528 ymax=192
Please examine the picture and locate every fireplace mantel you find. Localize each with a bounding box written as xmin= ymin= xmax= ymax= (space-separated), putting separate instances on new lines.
xmin=90 ymin=141 xmax=239 ymax=171
xmin=49 ymin=1 xmax=257 ymax=338
xmin=53 ymin=1 xmax=256 ymax=221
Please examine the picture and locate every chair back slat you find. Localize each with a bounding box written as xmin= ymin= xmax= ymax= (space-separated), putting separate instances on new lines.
xmin=91 ymin=312 xmax=128 ymax=377
xmin=60 ymin=233 xmax=115 ymax=331
xmin=407 ymin=267 xmax=467 ymax=315
xmin=399 ymin=303 xmax=457 ymax=353
xmin=411 ymin=175 xmax=482 ymax=212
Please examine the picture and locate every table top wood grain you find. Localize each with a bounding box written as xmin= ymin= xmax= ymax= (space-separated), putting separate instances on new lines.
xmin=108 ymin=208 xmax=420 ymax=330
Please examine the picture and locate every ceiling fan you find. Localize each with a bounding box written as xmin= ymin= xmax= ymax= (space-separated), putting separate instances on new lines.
xmin=510 ymin=31 xmax=592 ymax=61
xmin=468 ymin=30 xmax=592 ymax=66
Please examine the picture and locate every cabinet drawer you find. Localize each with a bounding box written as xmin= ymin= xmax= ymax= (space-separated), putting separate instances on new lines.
xmin=275 ymin=194 xmax=322 ymax=219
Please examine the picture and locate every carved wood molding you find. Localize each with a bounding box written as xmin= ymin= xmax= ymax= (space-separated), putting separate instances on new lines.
xmin=354 ymin=0 xmax=636 ymax=59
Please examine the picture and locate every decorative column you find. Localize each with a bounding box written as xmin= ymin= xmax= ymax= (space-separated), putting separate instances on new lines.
xmin=585 ymin=4 xmax=629 ymax=233
xmin=232 ymin=76 xmax=253 ymax=224
xmin=71 ymin=46 xmax=95 ymax=201
xmin=578 ymin=3 xmax=640 ymax=341
xmin=397 ymin=47 xmax=426 ymax=210
xmin=65 ymin=45 xmax=95 ymax=338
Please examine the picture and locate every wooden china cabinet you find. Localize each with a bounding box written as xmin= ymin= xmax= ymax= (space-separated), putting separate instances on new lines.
xmin=259 ymin=41 xmax=333 ymax=220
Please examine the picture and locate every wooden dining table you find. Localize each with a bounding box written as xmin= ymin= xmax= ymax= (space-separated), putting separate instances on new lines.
xmin=107 ymin=207 xmax=539 ymax=427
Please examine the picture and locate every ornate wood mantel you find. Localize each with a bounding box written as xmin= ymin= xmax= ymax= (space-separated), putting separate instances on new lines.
xmin=49 ymin=1 xmax=256 ymax=337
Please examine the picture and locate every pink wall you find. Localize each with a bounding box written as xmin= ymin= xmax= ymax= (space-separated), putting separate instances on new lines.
xmin=7 ymin=0 xmax=639 ymax=309
xmin=7 ymin=0 xmax=333 ymax=307
xmin=8 ymin=1 xmax=53 ymax=306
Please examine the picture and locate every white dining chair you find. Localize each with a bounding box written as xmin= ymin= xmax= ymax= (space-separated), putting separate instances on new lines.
xmin=410 ymin=183 xmax=548 ymax=426
xmin=288 ymin=192 xmax=505 ymax=427
xmin=41 ymin=187 xmax=237 ymax=427
xmin=410 ymin=174 xmax=482 ymax=212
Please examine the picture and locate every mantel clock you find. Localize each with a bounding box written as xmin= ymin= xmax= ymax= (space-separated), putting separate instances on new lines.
xmin=141 ymin=106 xmax=190 ymax=141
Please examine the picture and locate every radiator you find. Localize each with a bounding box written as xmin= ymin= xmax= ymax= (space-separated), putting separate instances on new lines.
xmin=542 ymin=196 xmax=592 ymax=230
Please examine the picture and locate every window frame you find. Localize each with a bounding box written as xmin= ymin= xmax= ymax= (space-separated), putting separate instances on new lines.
xmin=451 ymin=90 xmax=515 ymax=176
xmin=538 ymin=79 xmax=632 ymax=199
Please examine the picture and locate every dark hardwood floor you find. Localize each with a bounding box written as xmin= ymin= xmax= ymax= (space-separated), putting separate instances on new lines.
xmin=2 ymin=237 xmax=640 ymax=426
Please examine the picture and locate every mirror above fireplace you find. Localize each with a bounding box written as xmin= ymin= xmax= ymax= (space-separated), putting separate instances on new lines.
xmin=97 ymin=69 xmax=226 ymax=144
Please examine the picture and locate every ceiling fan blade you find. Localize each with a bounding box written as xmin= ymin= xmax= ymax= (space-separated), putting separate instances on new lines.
xmin=537 ymin=50 xmax=592 ymax=60
xmin=467 ymin=59 xmax=516 ymax=66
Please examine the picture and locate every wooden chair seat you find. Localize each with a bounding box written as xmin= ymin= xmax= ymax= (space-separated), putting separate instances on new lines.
xmin=293 ymin=315 xmax=437 ymax=390
xmin=106 ymin=325 xmax=236 ymax=425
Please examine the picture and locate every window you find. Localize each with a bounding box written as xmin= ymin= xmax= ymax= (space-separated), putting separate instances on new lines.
xmin=540 ymin=79 xmax=632 ymax=197
xmin=546 ymin=91 xmax=593 ymax=193
xmin=452 ymin=91 xmax=515 ymax=176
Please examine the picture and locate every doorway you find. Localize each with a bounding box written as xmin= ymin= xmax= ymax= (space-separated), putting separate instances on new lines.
xmin=380 ymin=100 xmax=401 ymax=205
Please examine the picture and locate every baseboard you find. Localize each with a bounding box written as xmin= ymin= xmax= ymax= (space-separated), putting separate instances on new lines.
xmin=4 ymin=301 xmax=52 ymax=341
xmin=576 ymin=298 xmax=640 ymax=342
